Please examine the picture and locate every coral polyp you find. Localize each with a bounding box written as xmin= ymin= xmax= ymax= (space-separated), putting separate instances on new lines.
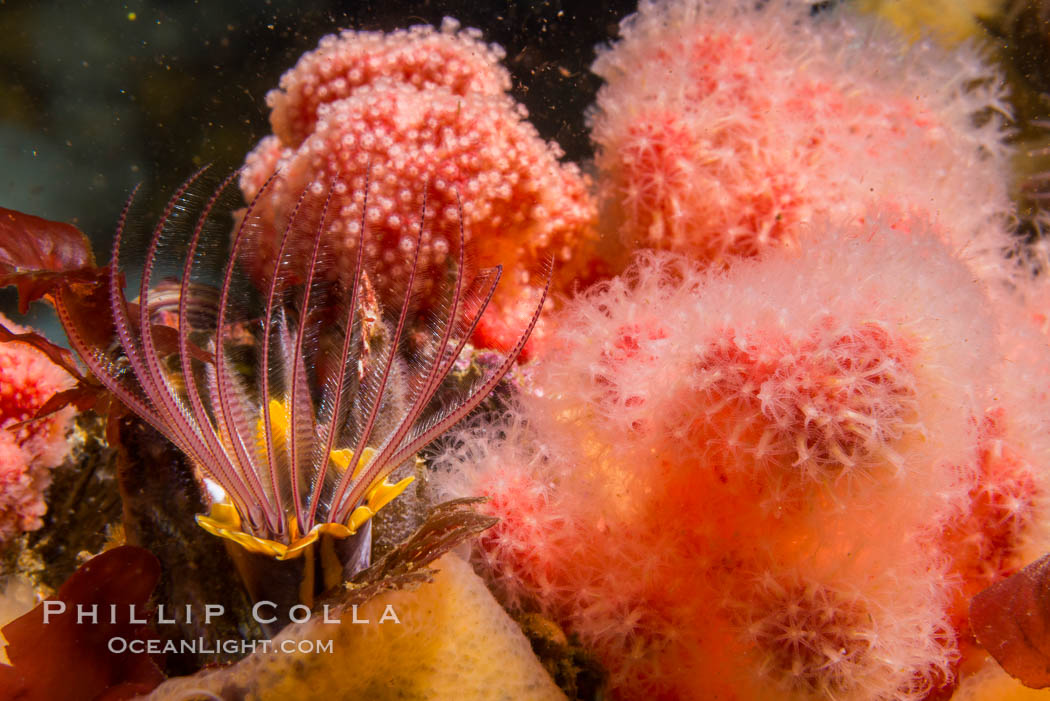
xmin=685 ymin=320 xmax=921 ymax=486
xmin=589 ymin=0 xmax=1015 ymax=281
xmin=53 ymin=166 xmax=544 ymax=564
xmin=0 ymin=312 xmax=75 ymax=544
xmin=437 ymin=218 xmax=996 ymax=699
xmin=741 ymin=572 xmax=888 ymax=698
xmin=266 ymin=18 xmax=512 ymax=149
xmin=240 ymin=18 xmax=597 ymax=358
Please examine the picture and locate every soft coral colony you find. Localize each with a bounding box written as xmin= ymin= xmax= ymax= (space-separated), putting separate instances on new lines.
xmin=0 ymin=1 xmax=1048 ymax=701
xmin=589 ymin=0 xmax=1015 ymax=283
xmin=241 ymin=17 xmax=597 ymax=358
xmin=441 ymin=1 xmax=1050 ymax=700
xmin=0 ymin=312 xmax=75 ymax=544
xmin=444 ymin=223 xmax=1034 ymax=700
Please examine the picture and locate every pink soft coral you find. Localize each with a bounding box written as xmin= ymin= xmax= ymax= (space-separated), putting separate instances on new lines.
xmin=240 ymin=18 xmax=598 ymax=358
xmin=0 ymin=434 xmax=49 ymax=542
xmin=265 ymin=18 xmax=512 ymax=149
xmin=437 ymin=217 xmax=1008 ymax=700
xmin=0 ymin=313 xmax=75 ymax=543
xmin=936 ymin=285 xmax=1050 ymax=670
xmin=589 ymin=0 xmax=1015 ymax=282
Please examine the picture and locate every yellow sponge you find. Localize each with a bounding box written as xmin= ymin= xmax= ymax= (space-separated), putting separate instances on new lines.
xmin=146 ymin=553 xmax=566 ymax=700
xmin=856 ymin=0 xmax=1002 ymax=45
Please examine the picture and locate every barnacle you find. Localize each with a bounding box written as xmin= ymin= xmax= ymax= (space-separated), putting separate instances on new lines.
xmin=53 ymin=166 xmax=544 ymax=584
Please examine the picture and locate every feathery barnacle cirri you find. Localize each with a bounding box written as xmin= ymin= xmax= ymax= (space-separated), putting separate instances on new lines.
xmin=52 ymin=165 xmax=545 ymax=582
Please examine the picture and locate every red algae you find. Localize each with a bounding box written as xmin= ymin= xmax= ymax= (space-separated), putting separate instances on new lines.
xmin=0 ymin=546 xmax=164 ymax=701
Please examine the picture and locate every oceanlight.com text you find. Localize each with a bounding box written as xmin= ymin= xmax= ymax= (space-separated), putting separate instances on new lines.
xmin=107 ymin=637 xmax=336 ymax=655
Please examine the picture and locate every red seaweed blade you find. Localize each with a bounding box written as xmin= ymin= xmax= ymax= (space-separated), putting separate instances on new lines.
xmin=0 ymin=546 xmax=164 ymax=701
xmin=0 ymin=206 xmax=97 ymax=313
xmin=970 ymin=553 xmax=1050 ymax=688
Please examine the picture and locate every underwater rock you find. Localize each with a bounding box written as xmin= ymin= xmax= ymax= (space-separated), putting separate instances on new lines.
xmin=952 ymin=657 xmax=1050 ymax=700
xmin=856 ymin=0 xmax=1002 ymax=45
xmin=5 ymin=411 xmax=121 ymax=593
xmin=514 ymin=612 xmax=607 ymax=701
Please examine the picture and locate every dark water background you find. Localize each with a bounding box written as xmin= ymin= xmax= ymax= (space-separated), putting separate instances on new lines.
xmin=0 ymin=0 xmax=635 ymax=330
xmin=2 ymin=0 xmax=1047 ymax=334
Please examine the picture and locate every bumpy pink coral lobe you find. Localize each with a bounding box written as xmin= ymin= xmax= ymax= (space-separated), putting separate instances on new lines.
xmin=437 ymin=220 xmax=1016 ymax=700
xmin=241 ymin=19 xmax=598 ymax=358
xmin=0 ymin=313 xmax=75 ymax=543
xmin=266 ymin=19 xmax=511 ymax=149
xmin=589 ymin=0 xmax=1016 ymax=282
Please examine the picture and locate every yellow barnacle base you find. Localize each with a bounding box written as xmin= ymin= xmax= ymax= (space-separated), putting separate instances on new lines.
xmin=203 ymin=397 xmax=419 ymax=568
xmin=195 ymin=452 xmax=415 ymax=561
xmin=196 ymin=504 xmax=333 ymax=561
